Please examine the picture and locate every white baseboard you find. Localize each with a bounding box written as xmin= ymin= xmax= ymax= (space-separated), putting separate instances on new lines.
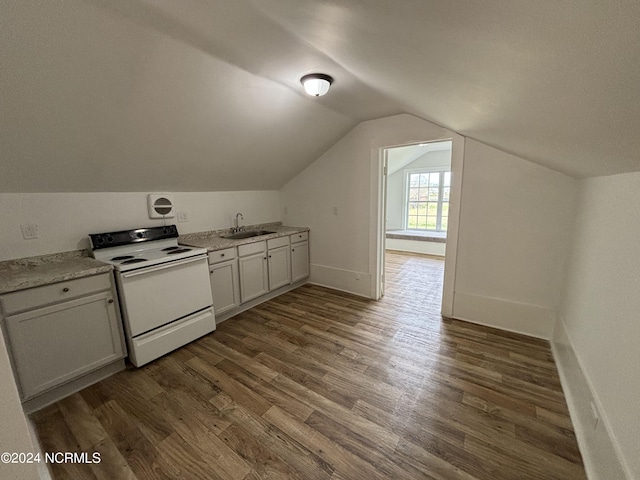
xmin=451 ymin=291 xmax=556 ymax=339
xmin=309 ymin=264 xmax=373 ymax=298
xmin=551 ymin=318 xmax=631 ymax=480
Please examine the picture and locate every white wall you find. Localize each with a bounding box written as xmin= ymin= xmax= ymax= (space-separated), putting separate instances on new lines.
xmin=0 ymin=330 xmax=40 ymax=480
xmin=452 ymin=139 xmax=577 ymax=338
xmin=0 ymin=191 xmax=280 ymax=261
xmin=386 ymin=169 xmax=404 ymax=230
xmin=281 ymin=116 xmax=578 ymax=339
xmin=554 ymin=173 xmax=640 ymax=480
xmin=281 ymin=114 xmax=458 ymax=297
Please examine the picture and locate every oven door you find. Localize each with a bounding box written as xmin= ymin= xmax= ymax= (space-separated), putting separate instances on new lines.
xmin=118 ymin=255 xmax=213 ymax=337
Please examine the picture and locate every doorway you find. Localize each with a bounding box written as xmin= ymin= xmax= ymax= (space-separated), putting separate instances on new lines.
xmin=382 ymin=141 xmax=451 ymax=313
xmin=371 ymin=134 xmax=464 ymax=318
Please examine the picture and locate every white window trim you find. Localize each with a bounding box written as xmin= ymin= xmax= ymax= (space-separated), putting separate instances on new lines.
xmin=403 ymin=166 xmax=451 ymax=232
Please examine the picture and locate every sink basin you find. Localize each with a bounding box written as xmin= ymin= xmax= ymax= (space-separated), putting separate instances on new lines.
xmin=221 ymin=230 xmax=276 ymax=240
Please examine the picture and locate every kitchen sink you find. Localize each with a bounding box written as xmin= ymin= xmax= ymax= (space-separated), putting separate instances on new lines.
xmin=221 ymin=229 xmax=276 ymax=240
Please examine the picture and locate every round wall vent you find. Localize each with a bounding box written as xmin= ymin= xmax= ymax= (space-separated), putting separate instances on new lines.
xmin=147 ymin=193 xmax=175 ymax=219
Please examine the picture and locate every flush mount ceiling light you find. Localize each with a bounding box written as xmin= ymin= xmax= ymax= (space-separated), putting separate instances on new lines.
xmin=300 ymin=73 xmax=333 ymax=97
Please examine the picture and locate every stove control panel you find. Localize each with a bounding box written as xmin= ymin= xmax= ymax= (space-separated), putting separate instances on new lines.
xmin=90 ymin=225 xmax=179 ymax=250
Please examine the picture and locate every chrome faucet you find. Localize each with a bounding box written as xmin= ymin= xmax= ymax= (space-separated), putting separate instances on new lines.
xmin=233 ymin=213 xmax=244 ymax=233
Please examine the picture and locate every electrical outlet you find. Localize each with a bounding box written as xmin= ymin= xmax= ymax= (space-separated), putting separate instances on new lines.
xmin=333 ymin=206 xmax=339 ymax=215
xmin=177 ymin=211 xmax=190 ymax=223
xmin=21 ymin=223 xmax=39 ymax=239
xmin=283 ymin=206 xmax=288 ymax=215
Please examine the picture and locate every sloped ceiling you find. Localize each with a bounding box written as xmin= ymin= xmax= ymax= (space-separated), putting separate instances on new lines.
xmin=1 ymin=0 xmax=639 ymax=192
xmin=387 ymin=141 xmax=452 ymax=176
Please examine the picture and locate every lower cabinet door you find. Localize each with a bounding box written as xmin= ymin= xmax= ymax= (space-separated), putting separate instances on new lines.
xmin=268 ymin=245 xmax=291 ymax=291
xmin=209 ymin=259 xmax=240 ymax=315
xmin=238 ymin=252 xmax=268 ymax=303
xmin=291 ymin=241 xmax=310 ymax=283
xmin=4 ymin=291 xmax=125 ymax=400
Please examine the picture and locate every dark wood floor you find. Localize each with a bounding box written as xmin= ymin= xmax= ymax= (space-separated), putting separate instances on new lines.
xmin=31 ymin=251 xmax=586 ymax=479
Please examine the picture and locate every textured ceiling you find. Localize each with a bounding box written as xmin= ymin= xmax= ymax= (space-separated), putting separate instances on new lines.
xmin=1 ymin=0 xmax=639 ymax=192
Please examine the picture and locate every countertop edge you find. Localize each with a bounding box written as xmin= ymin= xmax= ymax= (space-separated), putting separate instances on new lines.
xmin=0 ymin=252 xmax=113 ymax=295
xmin=179 ymin=225 xmax=310 ymax=252
xmin=0 ymin=224 xmax=309 ymax=294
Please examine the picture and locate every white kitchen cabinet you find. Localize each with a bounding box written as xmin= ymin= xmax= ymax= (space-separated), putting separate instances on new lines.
xmin=291 ymin=233 xmax=310 ymax=283
xmin=268 ymin=245 xmax=291 ymax=290
xmin=266 ymin=236 xmax=291 ymax=291
xmin=238 ymin=242 xmax=269 ymax=303
xmin=208 ymin=231 xmax=309 ymax=321
xmin=209 ymin=248 xmax=240 ymax=316
xmin=1 ymin=273 xmax=125 ymax=402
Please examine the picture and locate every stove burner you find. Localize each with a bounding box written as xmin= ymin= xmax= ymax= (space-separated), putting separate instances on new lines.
xmin=162 ymin=246 xmax=180 ymax=251
xmin=121 ymin=258 xmax=148 ymax=265
xmin=111 ymin=255 xmax=134 ymax=261
xmin=166 ymin=248 xmax=191 ymax=255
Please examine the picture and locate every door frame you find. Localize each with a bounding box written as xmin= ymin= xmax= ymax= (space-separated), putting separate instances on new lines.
xmin=370 ymin=134 xmax=465 ymax=318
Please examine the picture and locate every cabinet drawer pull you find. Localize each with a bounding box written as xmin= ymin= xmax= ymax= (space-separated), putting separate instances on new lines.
xmin=108 ymin=299 xmax=114 ymax=304
xmin=62 ymin=287 xmax=70 ymax=293
xmin=221 ymin=253 xmax=225 ymax=257
xmin=292 ymin=249 xmax=295 ymax=252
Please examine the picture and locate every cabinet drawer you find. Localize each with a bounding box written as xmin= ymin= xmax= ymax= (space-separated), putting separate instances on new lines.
xmin=238 ymin=241 xmax=266 ymax=257
xmin=267 ymin=236 xmax=289 ymax=250
xmin=208 ymin=247 xmax=237 ymax=264
xmin=290 ymin=231 xmax=309 ymax=243
xmin=1 ymin=273 xmax=112 ymax=315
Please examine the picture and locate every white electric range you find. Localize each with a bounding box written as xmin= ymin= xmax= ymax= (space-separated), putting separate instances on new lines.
xmin=90 ymin=225 xmax=215 ymax=367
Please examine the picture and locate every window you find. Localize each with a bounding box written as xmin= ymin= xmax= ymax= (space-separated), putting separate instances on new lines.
xmin=406 ymin=170 xmax=451 ymax=232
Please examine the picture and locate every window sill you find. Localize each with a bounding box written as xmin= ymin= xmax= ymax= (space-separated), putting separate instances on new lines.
xmin=385 ymin=230 xmax=446 ymax=243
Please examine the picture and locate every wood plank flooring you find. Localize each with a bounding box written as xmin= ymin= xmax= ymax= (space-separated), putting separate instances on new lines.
xmin=30 ymin=251 xmax=587 ymax=479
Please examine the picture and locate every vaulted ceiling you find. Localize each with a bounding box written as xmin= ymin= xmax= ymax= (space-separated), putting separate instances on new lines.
xmin=2 ymin=0 xmax=639 ymax=192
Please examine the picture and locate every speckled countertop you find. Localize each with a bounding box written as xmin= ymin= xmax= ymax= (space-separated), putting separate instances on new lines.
xmin=179 ymin=222 xmax=309 ymax=252
xmin=0 ymin=223 xmax=308 ymax=294
xmin=0 ymin=250 xmax=112 ymax=295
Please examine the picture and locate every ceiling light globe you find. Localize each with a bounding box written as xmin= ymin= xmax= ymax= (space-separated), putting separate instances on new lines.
xmin=301 ymin=74 xmax=333 ymax=97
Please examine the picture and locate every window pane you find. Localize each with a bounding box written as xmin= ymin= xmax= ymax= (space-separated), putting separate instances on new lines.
xmin=407 ymin=170 xmax=453 ymax=232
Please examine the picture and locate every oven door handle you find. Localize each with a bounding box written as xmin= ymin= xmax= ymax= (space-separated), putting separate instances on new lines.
xmin=120 ymin=255 xmax=206 ymax=278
